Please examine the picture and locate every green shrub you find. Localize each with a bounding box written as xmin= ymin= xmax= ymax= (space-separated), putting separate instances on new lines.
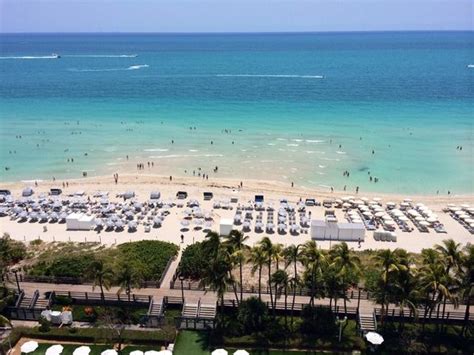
xmin=300 ymin=305 xmax=337 ymax=337
xmin=178 ymin=242 xmax=210 ymax=279
xmin=237 ymin=296 xmax=269 ymax=334
xmin=0 ymin=234 xmax=27 ymax=265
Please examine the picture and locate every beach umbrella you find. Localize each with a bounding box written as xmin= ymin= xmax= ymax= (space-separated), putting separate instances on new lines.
xmin=212 ymin=350 xmax=228 ymax=355
xmin=46 ymin=345 xmax=64 ymax=355
xmin=233 ymin=351 xmax=250 ymax=355
xmin=144 ymin=351 xmax=161 ymax=355
xmin=101 ymin=351 xmax=118 ymax=355
xmin=129 ymin=351 xmax=144 ymax=355
xmin=73 ymin=346 xmax=91 ymax=355
xmin=461 ymin=204 xmax=470 ymax=209
xmin=157 ymin=351 xmax=173 ymax=355
xmin=180 ymin=219 xmax=190 ymax=227
xmin=194 ymin=218 xmax=203 ymax=226
xmin=426 ymin=217 xmax=438 ymax=223
xmin=399 ymin=216 xmax=408 ymax=221
xmin=278 ymin=223 xmax=286 ymax=230
xmin=21 ymin=341 xmax=39 ymax=353
xmin=352 ymin=218 xmax=362 ymax=224
xmin=365 ymin=331 xmax=384 ymax=345
xmin=419 ymin=221 xmax=430 ymax=226
xmin=374 ymin=212 xmax=385 ymax=218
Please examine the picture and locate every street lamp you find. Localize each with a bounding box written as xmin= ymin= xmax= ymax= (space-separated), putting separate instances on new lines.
xmin=178 ymin=274 xmax=185 ymax=304
xmin=336 ymin=315 xmax=348 ymax=342
xmin=12 ymin=268 xmax=21 ymax=293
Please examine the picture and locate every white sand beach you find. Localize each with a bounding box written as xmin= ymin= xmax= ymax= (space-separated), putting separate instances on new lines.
xmin=1 ymin=173 xmax=473 ymax=253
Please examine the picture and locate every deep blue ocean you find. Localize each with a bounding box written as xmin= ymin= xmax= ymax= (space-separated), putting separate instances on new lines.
xmin=0 ymin=32 xmax=472 ymax=194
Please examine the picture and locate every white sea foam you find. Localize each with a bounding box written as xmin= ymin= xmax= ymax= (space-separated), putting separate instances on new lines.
xmin=21 ymin=179 xmax=44 ymax=183
xmin=336 ymin=151 xmax=347 ymax=154
xmin=277 ymin=138 xmax=287 ymax=141
xmin=322 ymin=157 xmax=340 ymax=161
xmin=128 ymin=64 xmax=149 ymax=70
xmin=149 ymin=154 xmax=223 ymax=159
xmin=144 ymin=148 xmax=168 ymax=152
xmin=292 ymin=139 xmax=303 ymax=142
xmin=318 ymin=165 xmax=326 ymax=168
xmin=467 ymin=64 xmax=474 ymax=68
xmin=286 ymin=143 xmax=299 ymax=147
xmin=68 ymin=64 xmax=149 ymax=72
xmin=215 ymin=74 xmax=324 ymax=79
xmin=267 ymin=143 xmax=276 ymax=146
xmin=306 ymin=139 xmax=325 ymax=143
xmin=189 ymin=149 xmax=199 ymax=152
xmin=0 ymin=55 xmax=58 ymax=60
xmin=64 ymin=54 xmax=138 ymax=58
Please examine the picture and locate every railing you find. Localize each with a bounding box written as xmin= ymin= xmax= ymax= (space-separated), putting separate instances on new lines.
xmin=374 ymin=307 xmax=472 ymax=323
xmin=14 ymin=290 xmax=25 ymax=308
xmin=53 ymin=290 xmax=152 ymax=306
xmin=29 ymin=290 xmax=39 ymax=309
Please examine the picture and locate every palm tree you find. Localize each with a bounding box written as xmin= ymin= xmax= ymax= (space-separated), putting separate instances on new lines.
xmin=249 ymin=245 xmax=266 ymax=300
xmin=259 ymin=237 xmax=275 ymax=312
xmin=394 ymin=267 xmax=421 ymax=330
xmin=419 ymin=261 xmax=454 ymax=331
xmin=116 ymin=263 xmax=143 ymax=302
xmin=283 ymin=244 xmax=302 ymax=325
xmin=272 ymin=243 xmax=284 ymax=270
xmin=302 ymin=240 xmax=326 ymax=306
xmin=203 ymin=231 xmax=222 ymax=258
xmin=271 ymin=269 xmax=289 ymax=327
xmin=459 ymin=244 xmax=473 ymax=336
xmin=200 ymin=251 xmax=235 ymax=319
xmin=88 ymin=259 xmax=114 ymax=300
xmin=330 ymin=242 xmax=360 ymax=315
xmin=225 ymin=230 xmax=249 ymax=303
xmin=435 ymin=239 xmax=463 ymax=275
xmin=372 ymin=248 xmax=408 ymax=325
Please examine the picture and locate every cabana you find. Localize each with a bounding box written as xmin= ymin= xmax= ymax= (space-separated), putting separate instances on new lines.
xmin=203 ymin=192 xmax=213 ymax=200
xmin=66 ymin=213 xmax=95 ymax=230
xmin=220 ymin=218 xmax=233 ymax=236
xmin=311 ymin=219 xmax=365 ymax=242
xmin=255 ymin=195 xmax=264 ymax=203
xmin=150 ymin=191 xmax=161 ymax=200
xmin=22 ymin=187 xmax=34 ymax=197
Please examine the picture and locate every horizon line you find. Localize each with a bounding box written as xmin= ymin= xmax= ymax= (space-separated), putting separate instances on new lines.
xmin=1 ymin=29 xmax=472 ymax=35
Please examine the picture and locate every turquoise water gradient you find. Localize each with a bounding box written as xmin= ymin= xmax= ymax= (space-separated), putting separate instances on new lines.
xmin=0 ymin=32 xmax=472 ymax=194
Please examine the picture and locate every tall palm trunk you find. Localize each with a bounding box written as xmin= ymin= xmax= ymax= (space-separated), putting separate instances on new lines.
xmin=239 ymin=260 xmax=243 ymax=303
xmin=310 ymin=268 xmax=316 ymax=306
xmin=229 ymin=271 xmax=240 ymax=307
xmin=284 ymin=285 xmax=288 ymax=328
xmin=258 ymin=265 xmax=262 ymax=300
xmin=291 ymin=261 xmax=297 ymax=328
xmin=462 ymin=289 xmax=471 ymax=336
xmin=268 ymin=258 xmax=274 ymax=313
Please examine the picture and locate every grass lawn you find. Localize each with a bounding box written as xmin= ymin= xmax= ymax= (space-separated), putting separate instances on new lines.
xmin=173 ymin=331 xmax=340 ymax=355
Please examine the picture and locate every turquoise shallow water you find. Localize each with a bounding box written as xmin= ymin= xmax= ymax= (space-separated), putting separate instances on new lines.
xmin=0 ymin=32 xmax=473 ymax=194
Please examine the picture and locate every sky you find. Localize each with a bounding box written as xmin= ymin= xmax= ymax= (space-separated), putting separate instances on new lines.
xmin=0 ymin=0 xmax=472 ymax=33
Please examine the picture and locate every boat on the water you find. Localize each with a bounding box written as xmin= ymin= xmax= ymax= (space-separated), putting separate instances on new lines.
xmin=51 ymin=53 xmax=61 ymax=58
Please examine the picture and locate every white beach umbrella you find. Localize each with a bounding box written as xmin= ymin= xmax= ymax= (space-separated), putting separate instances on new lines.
xmin=129 ymin=351 xmax=144 ymax=355
xmin=233 ymin=351 xmax=250 ymax=355
xmin=426 ymin=217 xmax=438 ymax=223
xmin=399 ymin=216 xmax=408 ymax=221
xmin=385 ymin=220 xmax=395 ymax=226
xmin=46 ymin=344 xmax=64 ymax=355
xmin=211 ymin=349 xmax=228 ymax=355
xmin=101 ymin=350 xmax=118 ymax=355
xmin=73 ymin=346 xmax=91 ymax=355
xmin=419 ymin=221 xmax=430 ymax=226
xmin=365 ymin=331 xmax=384 ymax=345
xmin=374 ymin=212 xmax=385 ymax=218
xmin=144 ymin=351 xmax=161 ymax=355
xmin=180 ymin=219 xmax=190 ymax=227
xmin=157 ymin=351 xmax=172 ymax=355
xmin=461 ymin=204 xmax=470 ymax=209
xmin=21 ymin=341 xmax=39 ymax=353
